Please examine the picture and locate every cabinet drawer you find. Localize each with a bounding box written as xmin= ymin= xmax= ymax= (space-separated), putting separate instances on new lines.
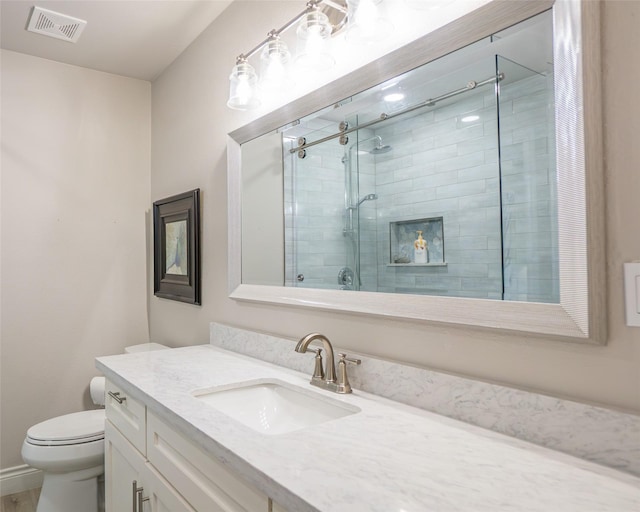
xmin=147 ymin=411 xmax=269 ymax=512
xmin=105 ymin=379 xmax=146 ymax=454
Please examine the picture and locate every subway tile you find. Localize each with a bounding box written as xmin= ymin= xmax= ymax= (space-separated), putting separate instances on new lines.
xmin=436 ymin=179 xmax=486 ymax=199
xmin=446 ymin=236 xmax=489 ymax=251
xmin=435 ymin=151 xmax=486 ymax=173
xmin=434 ymin=94 xmax=485 ymax=121
xmin=457 ymin=163 xmax=499 ymax=183
xmin=433 ymin=123 xmax=484 ymax=147
xmin=413 ymin=171 xmax=459 ymax=189
xmin=461 ymin=277 xmax=503 ymax=292
xmin=445 ymin=263 xmax=489 ymax=277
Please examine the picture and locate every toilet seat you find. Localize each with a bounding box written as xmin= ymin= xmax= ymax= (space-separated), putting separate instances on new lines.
xmin=26 ymin=410 xmax=105 ymax=446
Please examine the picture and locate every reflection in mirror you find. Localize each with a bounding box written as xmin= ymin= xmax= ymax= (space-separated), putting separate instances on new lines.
xmin=243 ymin=11 xmax=558 ymax=303
xmin=230 ymin=0 xmax=604 ymax=342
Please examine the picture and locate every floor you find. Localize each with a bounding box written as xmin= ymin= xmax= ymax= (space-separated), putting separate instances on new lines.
xmin=0 ymin=489 xmax=40 ymax=512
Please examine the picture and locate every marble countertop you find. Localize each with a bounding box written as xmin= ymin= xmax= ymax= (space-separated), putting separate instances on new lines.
xmin=96 ymin=345 xmax=640 ymax=512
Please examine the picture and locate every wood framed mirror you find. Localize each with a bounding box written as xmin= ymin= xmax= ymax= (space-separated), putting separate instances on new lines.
xmin=228 ymin=0 xmax=605 ymax=344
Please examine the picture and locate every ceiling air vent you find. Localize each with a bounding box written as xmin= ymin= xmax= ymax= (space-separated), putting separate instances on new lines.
xmin=27 ymin=6 xmax=87 ymax=43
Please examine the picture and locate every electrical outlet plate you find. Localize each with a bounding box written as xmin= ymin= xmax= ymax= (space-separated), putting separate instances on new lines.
xmin=624 ymin=262 xmax=640 ymax=327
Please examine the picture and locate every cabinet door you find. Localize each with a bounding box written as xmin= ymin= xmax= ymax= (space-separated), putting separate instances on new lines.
xmin=106 ymin=420 xmax=195 ymax=512
xmin=147 ymin=411 xmax=269 ymax=512
xmin=141 ymin=464 xmax=196 ymax=512
xmin=105 ymin=420 xmax=144 ymax=512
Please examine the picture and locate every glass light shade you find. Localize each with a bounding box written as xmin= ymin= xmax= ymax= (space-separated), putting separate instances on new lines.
xmin=260 ymin=38 xmax=293 ymax=93
xmin=295 ymin=11 xmax=335 ymax=71
xmin=347 ymin=0 xmax=394 ymax=44
xmin=227 ymin=61 xmax=260 ymax=110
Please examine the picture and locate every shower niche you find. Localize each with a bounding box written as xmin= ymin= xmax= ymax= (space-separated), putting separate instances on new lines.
xmin=389 ymin=218 xmax=445 ymax=266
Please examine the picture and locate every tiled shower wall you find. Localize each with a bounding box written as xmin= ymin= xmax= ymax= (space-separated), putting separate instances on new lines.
xmin=373 ymin=88 xmax=503 ymax=297
xmin=284 ymin=70 xmax=558 ymax=302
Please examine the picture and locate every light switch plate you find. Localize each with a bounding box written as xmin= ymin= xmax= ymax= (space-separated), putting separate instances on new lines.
xmin=624 ymin=262 xmax=640 ymax=327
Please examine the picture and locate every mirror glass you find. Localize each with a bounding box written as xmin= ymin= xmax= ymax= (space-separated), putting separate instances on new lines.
xmin=241 ymin=10 xmax=558 ymax=303
xmin=230 ymin=0 xmax=604 ymax=342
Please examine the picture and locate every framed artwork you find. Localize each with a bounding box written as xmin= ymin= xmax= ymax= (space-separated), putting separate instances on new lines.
xmin=153 ymin=189 xmax=201 ymax=304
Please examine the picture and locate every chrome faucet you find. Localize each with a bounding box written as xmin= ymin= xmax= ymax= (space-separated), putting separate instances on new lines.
xmin=295 ymin=333 xmax=361 ymax=393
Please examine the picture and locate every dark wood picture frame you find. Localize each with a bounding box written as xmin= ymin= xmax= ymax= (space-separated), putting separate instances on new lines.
xmin=153 ymin=189 xmax=201 ymax=305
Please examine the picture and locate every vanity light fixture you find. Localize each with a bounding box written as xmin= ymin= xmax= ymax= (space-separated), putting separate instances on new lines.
xmin=461 ymin=115 xmax=480 ymax=122
xmin=227 ymin=0 xmax=393 ymax=110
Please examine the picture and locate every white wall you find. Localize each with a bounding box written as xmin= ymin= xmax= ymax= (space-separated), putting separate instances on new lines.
xmin=0 ymin=50 xmax=151 ymax=469
xmin=150 ymin=0 xmax=640 ymax=415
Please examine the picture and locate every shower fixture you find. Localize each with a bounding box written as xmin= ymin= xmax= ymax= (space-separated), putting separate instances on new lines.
xmin=357 ymin=193 xmax=378 ymax=206
xmin=342 ymin=136 xmax=392 ymax=163
xmin=369 ymin=141 xmax=392 ymax=154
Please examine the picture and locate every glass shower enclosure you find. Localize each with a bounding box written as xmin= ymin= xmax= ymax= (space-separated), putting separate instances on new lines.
xmin=282 ymin=11 xmax=558 ymax=303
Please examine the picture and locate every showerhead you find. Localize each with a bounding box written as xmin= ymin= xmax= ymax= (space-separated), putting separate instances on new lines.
xmin=357 ymin=193 xmax=378 ymax=206
xmin=369 ymin=143 xmax=392 ymax=154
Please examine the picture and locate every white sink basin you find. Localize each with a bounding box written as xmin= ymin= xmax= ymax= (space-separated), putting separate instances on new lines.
xmin=192 ymin=379 xmax=359 ymax=435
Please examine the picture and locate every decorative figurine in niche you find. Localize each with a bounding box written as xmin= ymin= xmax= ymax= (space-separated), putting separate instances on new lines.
xmin=414 ymin=230 xmax=428 ymax=264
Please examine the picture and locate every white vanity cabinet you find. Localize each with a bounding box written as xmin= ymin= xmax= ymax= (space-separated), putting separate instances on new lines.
xmin=105 ymin=421 xmax=195 ymax=512
xmin=104 ymin=380 xmax=282 ymax=512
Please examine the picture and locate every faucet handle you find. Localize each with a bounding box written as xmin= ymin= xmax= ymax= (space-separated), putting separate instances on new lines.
xmin=336 ymin=353 xmax=361 ymax=394
xmin=310 ymin=348 xmax=325 ymax=381
xmin=338 ymin=353 xmax=361 ymax=366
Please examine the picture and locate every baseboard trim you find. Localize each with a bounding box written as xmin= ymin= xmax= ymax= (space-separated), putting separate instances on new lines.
xmin=0 ymin=465 xmax=43 ymax=496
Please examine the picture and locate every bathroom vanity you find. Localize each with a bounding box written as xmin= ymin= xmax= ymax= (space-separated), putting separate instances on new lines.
xmin=104 ymin=378 xmax=279 ymax=511
xmin=97 ymin=343 xmax=640 ymax=512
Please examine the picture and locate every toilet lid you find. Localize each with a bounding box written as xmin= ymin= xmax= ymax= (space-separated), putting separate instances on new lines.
xmin=27 ymin=410 xmax=105 ymax=446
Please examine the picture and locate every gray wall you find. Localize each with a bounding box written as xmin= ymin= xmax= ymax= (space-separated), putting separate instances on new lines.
xmin=0 ymin=51 xmax=151 ymax=468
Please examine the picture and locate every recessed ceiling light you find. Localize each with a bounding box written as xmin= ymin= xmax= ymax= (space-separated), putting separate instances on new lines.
xmin=461 ymin=115 xmax=480 ymax=123
xmin=384 ymin=92 xmax=405 ymax=102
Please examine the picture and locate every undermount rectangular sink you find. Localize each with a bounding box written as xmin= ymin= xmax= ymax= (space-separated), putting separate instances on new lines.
xmin=192 ymin=379 xmax=360 ymax=435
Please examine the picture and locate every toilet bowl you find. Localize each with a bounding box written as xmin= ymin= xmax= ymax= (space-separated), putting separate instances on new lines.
xmin=21 ymin=410 xmax=106 ymax=512
xmin=22 ymin=343 xmax=169 ymax=512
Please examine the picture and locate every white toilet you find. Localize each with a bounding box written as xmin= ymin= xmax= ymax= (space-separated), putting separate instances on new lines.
xmin=21 ymin=410 xmax=106 ymax=512
xmin=21 ymin=343 xmax=168 ymax=512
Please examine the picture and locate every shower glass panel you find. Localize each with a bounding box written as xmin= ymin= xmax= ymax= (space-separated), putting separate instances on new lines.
xmin=343 ymin=121 xmax=381 ymax=291
xmin=283 ymin=122 xmax=347 ymax=289
xmin=497 ymin=56 xmax=559 ymax=303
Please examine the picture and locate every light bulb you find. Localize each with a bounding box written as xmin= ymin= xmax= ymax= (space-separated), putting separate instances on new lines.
xmin=354 ymin=0 xmax=378 ymax=39
xmin=347 ymin=0 xmax=393 ymax=44
xmin=260 ymin=38 xmax=292 ymax=93
xmin=295 ymin=11 xmax=334 ymax=71
xmin=236 ymin=76 xmax=252 ymax=102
